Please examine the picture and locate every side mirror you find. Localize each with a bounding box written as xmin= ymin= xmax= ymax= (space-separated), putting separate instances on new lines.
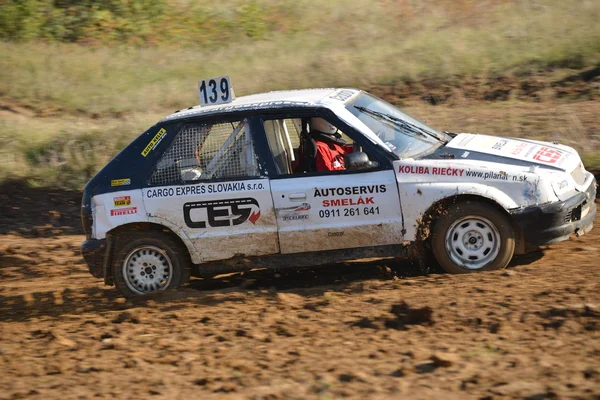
xmin=345 ymin=151 xmax=379 ymax=171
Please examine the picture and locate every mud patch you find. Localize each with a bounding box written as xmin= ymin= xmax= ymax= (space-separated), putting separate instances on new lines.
xmin=536 ymin=304 xmax=600 ymax=332
xmin=350 ymin=301 xmax=434 ymax=331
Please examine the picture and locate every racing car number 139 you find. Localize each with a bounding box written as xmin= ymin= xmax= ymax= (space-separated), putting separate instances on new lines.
xmin=198 ymin=76 xmax=235 ymax=106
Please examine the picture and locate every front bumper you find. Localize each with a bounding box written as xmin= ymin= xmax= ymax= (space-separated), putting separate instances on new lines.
xmin=511 ymin=178 xmax=596 ymax=253
xmin=81 ymin=238 xmax=106 ymax=278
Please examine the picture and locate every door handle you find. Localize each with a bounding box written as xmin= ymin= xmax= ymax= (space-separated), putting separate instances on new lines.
xmin=288 ymin=192 xmax=307 ymax=201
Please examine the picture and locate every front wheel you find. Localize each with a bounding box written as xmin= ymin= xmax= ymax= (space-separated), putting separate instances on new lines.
xmin=112 ymin=231 xmax=191 ymax=297
xmin=431 ymin=202 xmax=515 ymax=274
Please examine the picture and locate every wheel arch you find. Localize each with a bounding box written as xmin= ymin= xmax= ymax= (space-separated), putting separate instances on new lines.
xmin=415 ymin=194 xmax=517 ymax=249
xmin=103 ymin=222 xmax=195 ymax=285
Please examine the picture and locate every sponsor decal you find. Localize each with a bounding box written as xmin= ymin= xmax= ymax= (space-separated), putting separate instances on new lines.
xmin=557 ymin=180 xmax=568 ymax=190
xmin=110 ymin=207 xmax=137 ymax=216
xmin=145 ymin=181 xmax=261 ymax=198
xmin=141 ymin=128 xmax=167 ymax=157
xmin=319 ymin=206 xmax=379 ymax=218
xmin=276 ymin=203 xmax=311 ymax=221
xmin=322 ymin=197 xmax=374 ymax=207
xmin=533 ymin=146 xmax=562 ymax=164
xmin=111 ymin=178 xmax=131 ymax=187
xmin=313 ymin=185 xmax=386 ymax=197
xmin=163 ymin=100 xmax=314 ymax=122
xmin=294 ymin=203 xmax=311 ymax=211
xmin=398 ymin=165 xmax=465 ymax=177
xmin=465 ymin=170 xmax=508 ymax=181
xmin=113 ymin=196 xmax=131 ymax=207
xmin=329 ymin=89 xmax=355 ymax=102
xmin=523 ymin=145 xmax=537 ymax=158
xmin=492 ymin=139 xmax=508 ymax=151
xmin=327 ymin=231 xmax=344 ymax=237
xmin=183 ymin=197 xmax=260 ymax=228
xmin=385 ymin=141 xmax=397 ymax=151
xmin=283 ymin=215 xmax=309 ymax=221
xmin=511 ymin=142 xmax=528 ymax=156
xmin=399 ymin=165 xmax=528 ymax=182
xmin=464 ymin=170 xmax=528 ymax=182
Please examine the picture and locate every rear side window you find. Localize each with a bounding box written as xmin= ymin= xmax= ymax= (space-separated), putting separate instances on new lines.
xmin=149 ymin=119 xmax=259 ymax=186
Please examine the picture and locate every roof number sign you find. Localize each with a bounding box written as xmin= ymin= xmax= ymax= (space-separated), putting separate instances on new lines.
xmin=198 ymin=76 xmax=235 ymax=106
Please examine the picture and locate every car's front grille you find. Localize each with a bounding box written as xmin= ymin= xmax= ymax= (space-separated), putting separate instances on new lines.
xmin=564 ymin=208 xmax=573 ymax=223
xmin=570 ymin=162 xmax=587 ymax=186
xmin=566 ymin=204 xmax=582 ymax=223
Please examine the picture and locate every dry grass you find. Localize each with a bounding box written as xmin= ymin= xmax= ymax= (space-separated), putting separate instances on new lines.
xmin=1 ymin=0 xmax=599 ymax=115
xmin=0 ymin=111 xmax=162 ymax=187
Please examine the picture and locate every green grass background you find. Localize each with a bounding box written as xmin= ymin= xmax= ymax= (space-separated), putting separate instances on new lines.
xmin=1 ymin=0 xmax=599 ymax=187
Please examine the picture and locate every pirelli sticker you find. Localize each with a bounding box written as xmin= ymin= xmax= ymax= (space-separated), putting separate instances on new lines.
xmin=113 ymin=196 xmax=131 ymax=207
xmin=111 ymin=178 xmax=131 ymax=187
xmin=110 ymin=207 xmax=137 ymax=217
xmin=141 ymin=128 xmax=167 ymax=157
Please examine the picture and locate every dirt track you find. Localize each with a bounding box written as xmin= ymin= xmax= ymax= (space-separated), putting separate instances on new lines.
xmin=1 ymin=183 xmax=599 ymax=399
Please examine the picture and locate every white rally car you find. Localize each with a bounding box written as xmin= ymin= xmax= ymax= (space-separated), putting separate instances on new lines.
xmin=81 ymin=83 xmax=596 ymax=297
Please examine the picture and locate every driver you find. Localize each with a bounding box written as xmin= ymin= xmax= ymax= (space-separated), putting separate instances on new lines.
xmin=310 ymin=118 xmax=348 ymax=171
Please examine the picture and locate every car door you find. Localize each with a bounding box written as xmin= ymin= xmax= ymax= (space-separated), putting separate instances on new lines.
xmin=143 ymin=118 xmax=279 ymax=263
xmin=271 ymin=171 xmax=403 ymax=253
xmin=261 ymin=116 xmax=404 ymax=254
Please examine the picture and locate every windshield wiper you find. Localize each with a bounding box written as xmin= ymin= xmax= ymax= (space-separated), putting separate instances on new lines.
xmin=354 ymin=105 xmax=445 ymax=143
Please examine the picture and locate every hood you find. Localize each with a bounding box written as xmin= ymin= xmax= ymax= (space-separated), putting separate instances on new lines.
xmin=443 ymin=133 xmax=580 ymax=173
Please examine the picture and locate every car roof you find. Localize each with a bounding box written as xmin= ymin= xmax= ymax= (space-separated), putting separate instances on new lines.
xmin=161 ymin=88 xmax=362 ymax=122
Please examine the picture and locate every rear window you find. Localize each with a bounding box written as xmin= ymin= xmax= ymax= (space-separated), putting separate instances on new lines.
xmin=149 ymin=120 xmax=259 ymax=186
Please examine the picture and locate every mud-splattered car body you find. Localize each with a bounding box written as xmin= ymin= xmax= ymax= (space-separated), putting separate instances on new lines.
xmin=396 ymin=133 xmax=596 ymax=254
xmin=80 ymin=88 xmax=596 ymax=296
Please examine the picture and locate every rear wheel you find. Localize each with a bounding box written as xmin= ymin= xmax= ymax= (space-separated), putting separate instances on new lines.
xmin=112 ymin=231 xmax=191 ymax=297
xmin=431 ymin=202 xmax=515 ymax=273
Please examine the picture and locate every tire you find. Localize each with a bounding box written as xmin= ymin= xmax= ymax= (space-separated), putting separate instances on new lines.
xmin=431 ymin=202 xmax=515 ymax=274
xmin=112 ymin=231 xmax=191 ymax=297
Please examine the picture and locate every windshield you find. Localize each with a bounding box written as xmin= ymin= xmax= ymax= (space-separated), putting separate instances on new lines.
xmin=347 ymin=93 xmax=448 ymax=158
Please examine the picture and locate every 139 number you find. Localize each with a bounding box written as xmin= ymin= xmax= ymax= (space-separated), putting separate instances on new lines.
xmin=198 ymin=76 xmax=234 ymax=106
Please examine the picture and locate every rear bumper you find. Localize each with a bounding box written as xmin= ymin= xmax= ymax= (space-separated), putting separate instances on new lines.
xmin=81 ymin=238 xmax=106 ymax=278
xmin=511 ymin=179 xmax=596 ymax=253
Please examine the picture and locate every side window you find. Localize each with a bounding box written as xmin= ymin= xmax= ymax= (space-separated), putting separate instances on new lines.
xmin=263 ymin=117 xmax=367 ymax=176
xmin=149 ymin=119 xmax=259 ymax=185
xmin=263 ymin=118 xmax=301 ymax=175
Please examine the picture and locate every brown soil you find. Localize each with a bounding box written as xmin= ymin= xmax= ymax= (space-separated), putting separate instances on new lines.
xmin=0 ymin=180 xmax=82 ymax=237
xmin=369 ymin=66 xmax=600 ymax=107
xmin=1 ymin=191 xmax=600 ymax=398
